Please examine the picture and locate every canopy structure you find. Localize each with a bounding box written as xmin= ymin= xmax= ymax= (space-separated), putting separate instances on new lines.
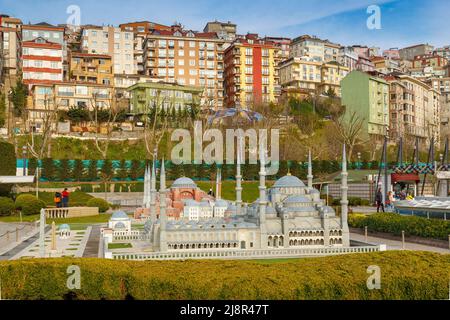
xmin=0 ymin=176 xmax=35 ymax=184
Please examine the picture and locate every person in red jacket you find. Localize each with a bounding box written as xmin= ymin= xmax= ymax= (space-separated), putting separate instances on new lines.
xmin=61 ymin=188 xmax=70 ymax=207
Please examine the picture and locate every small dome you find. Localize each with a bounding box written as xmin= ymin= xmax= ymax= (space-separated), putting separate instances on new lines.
xmin=59 ymin=224 xmax=70 ymax=231
xmin=284 ymin=195 xmax=310 ymax=204
xmin=172 ymin=177 xmax=197 ymax=188
xmin=114 ymin=222 xmax=126 ymax=229
xmin=111 ymin=211 xmax=129 ymax=220
xmin=273 ymin=175 xmax=305 ymax=188
xmin=215 ymin=199 xmax=228 ymax=207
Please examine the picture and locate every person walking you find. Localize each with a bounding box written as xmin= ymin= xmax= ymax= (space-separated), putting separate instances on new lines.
xmin=61 ymin=188 xmax=70 ymax=207
xmin=375 ymin=188 xmax=385 ymax=213
xmin=386 ymin=191 xmax=395 ymax=211
xmin=54 ymin=192 xmax=62 ymax=208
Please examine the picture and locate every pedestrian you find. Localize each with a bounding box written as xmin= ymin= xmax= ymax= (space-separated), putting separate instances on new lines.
xmin=62 ymin=188 xmax=70 ymax=207
xmin=386 ymin=191 xmax=395 ymax=211
xmin=375 ymin=188 xmax=385 ymax=213
xmin=54 ymin=192 xmax=62 ymax=208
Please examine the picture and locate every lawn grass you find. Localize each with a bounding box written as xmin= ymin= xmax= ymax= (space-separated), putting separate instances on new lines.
xmin=26 ymin=191 xmax=94 ymax=207
xmin=108 ymin=243 xmax=133 ymax=249
xmin=197 ymin=180 xmax=273 ymax=203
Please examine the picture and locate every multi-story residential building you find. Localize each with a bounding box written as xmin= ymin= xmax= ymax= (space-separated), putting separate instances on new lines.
xmin=203 ymin=21 xmax=237 ymax=41
xmin=383 ymin=48 xmax=400 ymax=60
xmin=143 ymin=26 xmax=226 ymax=109
xmin=339 ymin=47 xmax=359 ymax=71
xmin=81 ymin=25 xmax=135 ymax=75
xmin=0 ymin=15 xmax=22 ymax=88
xmin=127 ymin=81 xmax=203 ymax=113
xmin=28 ymin=81 xmax=114 ymax=131
xmin=355 ymin=55 xmax=375 ymax=72
xmin=279 ymin=57 xmax=349 ymax=99
xmin=413 ymin=54 xmax=448 ymax=70
xmin=224 ymin=34 xmax=281 ymax=108
xmin=263 ymin=36 xmax=291 ymax=61
xmin=290 ymin=35 xmax=340 ymax=62
xmin=434 ymin=46 xmax=450 ymax=61
xmin=385 ymin=73 xmax=440 ymax=145
xmin=69 ymin=52 xmax=113 ymax=85
xmin=341 ymin=70 xmax=390 ymax=142
xmin=369 ymin=47 xmax=380 ymax=57
xmin=399 ymin=43 xmax=434 ymax=61
xmin=351 ymin=45 xmax=370 ymax=59
xmin=22 ymin=37 xmax=64 ymax=87
xmin=430 ymin=77 xmax=450 ymax=141
xmin=120 ymin=21 xmax=172 ymax=75
xmin=371 ymin=56 xmax=401 ymax=75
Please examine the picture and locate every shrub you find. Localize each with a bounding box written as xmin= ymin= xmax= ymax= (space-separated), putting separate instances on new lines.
xmin=86 ymin=198 xmax=110 ymax=213
xmin=349 ymin=212 xmax=450 ymax=240
xmin=0 ymin=197 xmax=15 ymax=216
xmin=0 ymin=141 xmax=15 ymax=196
xmin=14 ymin=194 xmax=46 ymax=216
xmin=0 ymin=251 xmax=448 ymax=300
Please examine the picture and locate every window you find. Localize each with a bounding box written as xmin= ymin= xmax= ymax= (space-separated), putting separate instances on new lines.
xmin=76 ymin=86 xmax=88 ymax=95
xmin=189 ymin=50 xmax=196 ymax=57
xmin=245 ymin=48 xmax=253 ymax=56
xmin=179 ymin=69 xmax=184 ymax=75
xmin=189 ymin=41 xmax=196 ymax=48
xmin=245 ymin=57 xmax=253 ymax=65
xmin=179 ymin=59 xmax=185 ymax=66
xmin=178 ymin=49 xmax=184 ymax=56
xmin=189 ymin=60 xmax=196 ymax=66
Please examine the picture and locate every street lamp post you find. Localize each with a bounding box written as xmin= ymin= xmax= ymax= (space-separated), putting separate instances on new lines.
xmin=22 ymin=145 xmax=27 ymax=176
xmin=357 ymin=152 xmax=361 ymax=170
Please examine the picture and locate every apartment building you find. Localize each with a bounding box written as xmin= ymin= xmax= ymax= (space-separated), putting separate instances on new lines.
xmin=339 ymin=47 xmax=359 ymax=71
xmin=383 ymin=48 xmax=400 ymax=60
xmin=385 ymin=73 xmax=440 ymax=144
xmin=290 ymin=35 xmax=340 ymax=62
xmin=399 ymin=43 xmax=434 ymax=61
xmin=69 ymin=52 xmax=113 ymax=85
xmin=203 ymin=21 xmax=237 ymax=41
xmin=22 ymin=37 xmax=64 ymax=87
xmin=143 ymin=26 xmax=226 ymax=109
xmin=224 ymin=34 xmax=281 ymax=108
xmin=120 ymin=21 xmax=172 ymax=75
xmin=81 ymin=25 xmax=135 ymax=75
xmin=128 ymin=81 xmax=203 ymax=113
xmin=434 ymin=46 xmax=450 ymax=61
xmin=279 ymin=57 xmax=349 ymax=99
xmin=413 ymin=54 xmax=448 ymax=69
xmin=0 ymin=15 xmax=22 ymax=88
xmin=371 ymin=56 xmax=401 ymax=74
xmin=430 ymin=77 xmax=450 ymax=140
xmin=263 ymin=36 xmax=291 ymax=61
xmin=341 ymin=70 xmax=390 ymax=142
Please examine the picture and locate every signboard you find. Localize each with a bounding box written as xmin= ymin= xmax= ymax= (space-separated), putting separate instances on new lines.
xmin=436 ymin=171 xmax=450 ymax=179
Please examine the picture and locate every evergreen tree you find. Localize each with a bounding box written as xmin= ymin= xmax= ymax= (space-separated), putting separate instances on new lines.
xmin=0 ymin=93 xmax=6 ymax=128
xmin=41 ymin=158 xmax=56 ymax=181
xmin=100 ymin=159 xmax=114 ymax=181
xmin=72 ymin=159 xmax=85 ymax=182
xmin=10 ymin=79 xmax=28 ymax=118
xmin=87 ymin=160 xmax=98 ymax=181
xmin=57 ymin=159 xmax=71 ymax=181
xmin=170 ymin=161 xmax=183 ymax=181
xmin=28 ymin=158 xmax=38 ymax=176
xmin=117 ymin=159 xmax=129 ymax=181
xmin=129 ymin=159 xmax=143 ymax=181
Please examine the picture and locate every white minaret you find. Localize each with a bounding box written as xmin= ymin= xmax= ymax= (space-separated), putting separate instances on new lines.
xmin=150 ymin=161 xmax=157 ymax=221
xmin=341 ymin=144 xmax=350 ymax=246
xmin=143 ymin=164 xmax=149 ymax=208
xmin=159 ymin=159 xmax=167 ymax=252
xmin=236 ymin=143 xmax=243 ymax=216
xmin=307 ymin=149 xmax=313 ymax=189
xmin=215 ymin=168 xmax=221 ymax=200
xmin=259 ymin=140 xmax=268 ymax=249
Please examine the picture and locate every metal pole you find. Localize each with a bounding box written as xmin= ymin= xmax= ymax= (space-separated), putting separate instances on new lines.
xmin=15 ymin=227 xmax=18 ymax=242
xmin=365 ymin=226 xmax=368 ymax=243
xmin=402 ymin=230 xmax=405 ymax=250
xmin=421 ymin=137 xmax=433 ymax=196
xmin=383 ymin=136 xmax=388 ymax=206
xmin=22 ymin=146 xmax=27 ymax=176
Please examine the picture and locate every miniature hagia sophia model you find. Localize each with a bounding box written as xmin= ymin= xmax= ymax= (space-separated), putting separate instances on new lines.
xmin=107 ymin=144 xmax=351 ymax=253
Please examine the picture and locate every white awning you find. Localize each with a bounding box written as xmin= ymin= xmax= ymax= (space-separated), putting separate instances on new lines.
xmin=0 ymin=176 xmax=35 ymax=184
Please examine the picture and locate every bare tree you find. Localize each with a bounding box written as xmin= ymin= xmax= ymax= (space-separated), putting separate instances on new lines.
xmin=89 ymin=90 xmax=122 ymax=159
xmin=143 ymin=91 xmax=170 ymax=160
xmin=333 ymin=111 xmax=365 ymax=161
xmin=27 ymin=93 xmax=58 ymax=160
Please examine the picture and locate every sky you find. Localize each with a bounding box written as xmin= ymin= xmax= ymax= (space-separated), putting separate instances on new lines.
xmin=1 ymin=0 xmax=449 ymax=50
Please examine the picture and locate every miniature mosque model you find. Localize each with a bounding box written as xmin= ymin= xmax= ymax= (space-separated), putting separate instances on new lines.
xmin=106 ymin=144 xmax=351 ymax=253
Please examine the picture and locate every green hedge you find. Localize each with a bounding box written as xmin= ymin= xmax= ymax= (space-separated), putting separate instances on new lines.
xmin=349 ymin=213 xmax=450 ymax=240
xmin=0 ymin=251 xmax=448 ymax=300
xmin=0 ymin=141 xmax=16 ymax=196
xmin=87 ymin=198 xmax=110 ymax=213
xmin=0 ymin=196 xmax=15 ymax=216
xmin=14 ymin=194 xmax=46 ymax=216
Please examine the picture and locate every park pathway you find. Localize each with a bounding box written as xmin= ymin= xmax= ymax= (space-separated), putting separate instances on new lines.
xmin=82 ymin=225 xmax=102 ymax=258
xmin=350 ymin=232 xmax=450 ymax=254
xmin=0 ymin=226 xmax=50 ymax=260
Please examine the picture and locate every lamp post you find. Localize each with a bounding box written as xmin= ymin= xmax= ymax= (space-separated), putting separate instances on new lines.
xmin=357 ymin=152 xmax=362 ymax=170
xmin=22 ymin=145 xmax=27 ymax=176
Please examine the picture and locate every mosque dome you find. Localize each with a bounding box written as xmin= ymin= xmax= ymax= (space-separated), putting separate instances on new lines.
xmin=111 ymin=211 xmax=129 ymax=220
xmin=172 ymin=177 xmax=197 ymax=189
xmin=283 ymin=195 xmax=310 ymax=204
xmin=114 ymin=222 xmax=126 ymax=229
xmin=273 ymin=175 xmax=305 ymax=188
xmin=215 ymin=199 xmax=228 ymax=207
xmin=58 ymin=224 xmax=70 ymax=231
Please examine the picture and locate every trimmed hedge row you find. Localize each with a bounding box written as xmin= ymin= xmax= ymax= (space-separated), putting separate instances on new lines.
xmin=349 ymin=213 xmax=450 ymax=240
xmin=0 ymin=251 xmax=449 ymax=300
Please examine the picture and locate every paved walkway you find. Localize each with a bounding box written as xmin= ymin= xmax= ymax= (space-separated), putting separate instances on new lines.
xmin=350 ymin=232 xmax=450 ymax=254
xmin=0 ymin=226 xmax=50 ymax=260
xmin=83 ymin=225 xmax=102 ymax=258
